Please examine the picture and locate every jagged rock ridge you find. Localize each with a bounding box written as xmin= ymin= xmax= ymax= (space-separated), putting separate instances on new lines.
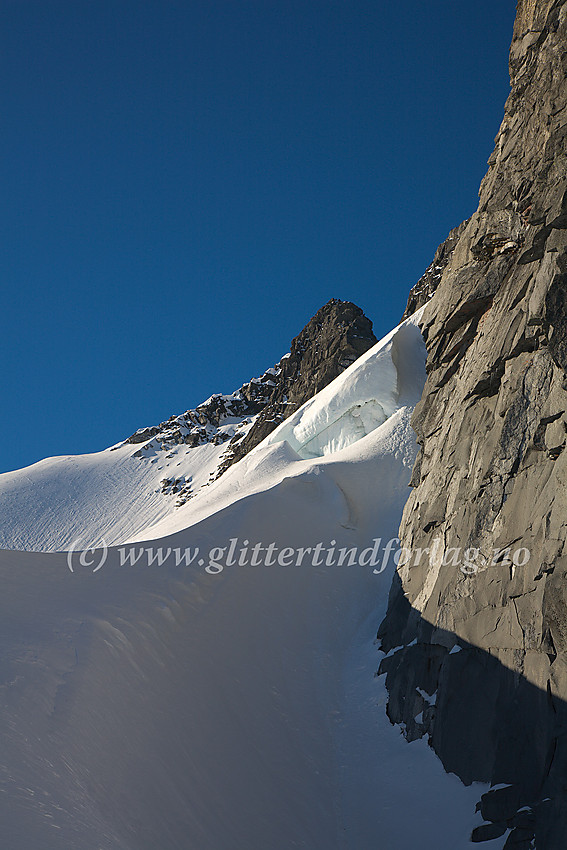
xmin=379 ymin=2 xmax=567 ymax=847
xmin=120 ymin=299 xmax=377 ymax=503
xmin=402 ymin=219 xmax=469 ymax=320
xmin=217 ymin=298 xmax=377 ymax=473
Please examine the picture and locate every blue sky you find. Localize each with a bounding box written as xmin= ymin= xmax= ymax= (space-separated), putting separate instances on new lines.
xmin=1 ymin=0 xmax=516 ymax=473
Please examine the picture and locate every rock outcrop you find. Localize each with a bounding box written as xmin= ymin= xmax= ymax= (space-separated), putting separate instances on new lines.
xmin=379 ymin=2 xmax=567 ymax=846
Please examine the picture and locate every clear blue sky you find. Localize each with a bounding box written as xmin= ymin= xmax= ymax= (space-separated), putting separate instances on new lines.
xmin=1 ymin=0 xmax=516 ymax=473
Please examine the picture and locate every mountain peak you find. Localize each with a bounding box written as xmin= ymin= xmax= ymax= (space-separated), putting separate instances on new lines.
xmin=121 ymin=299 xmax=377 ymax=487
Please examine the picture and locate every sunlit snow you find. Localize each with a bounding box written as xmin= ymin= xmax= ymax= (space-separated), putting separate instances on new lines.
xmin=0 ymin=310 xmax=505 ymax=849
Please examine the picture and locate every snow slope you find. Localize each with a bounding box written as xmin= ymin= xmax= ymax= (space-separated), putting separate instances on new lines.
xmin=0 ymin=438 xmax=232 ymax=551
xmin=0 ymin=312 xmax=422 ymax=552
xmin=0 ymin=310 xmax=506 ymax=848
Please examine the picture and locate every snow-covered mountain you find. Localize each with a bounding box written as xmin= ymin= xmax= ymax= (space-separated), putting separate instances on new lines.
xmin=0 ymin=299 xmax=382 ymax=551
xmin=0 ymin=307 xmax=498 ymax=849
xmin=0 ymin=308 xmax=424 ymax=554
xmin=0 ymin=299 xmax=377 ymax=552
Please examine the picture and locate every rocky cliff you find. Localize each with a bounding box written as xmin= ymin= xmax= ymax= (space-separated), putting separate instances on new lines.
xmin=379 ymin=1 xmax=567 ymax=846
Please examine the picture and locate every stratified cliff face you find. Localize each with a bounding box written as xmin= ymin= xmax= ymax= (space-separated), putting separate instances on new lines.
xmin=379 ymin=1 xmax=567 ymax=846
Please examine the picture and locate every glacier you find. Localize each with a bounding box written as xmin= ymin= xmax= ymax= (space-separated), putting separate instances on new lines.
xmin=0 ymin=311 xmax=505 ymax=849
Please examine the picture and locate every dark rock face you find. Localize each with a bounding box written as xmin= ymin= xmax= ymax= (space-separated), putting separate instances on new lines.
xmin=379 ymin=2 xmax=567 ymax=846
xmin=121 ymin=300 xmax=376 ymax=487
xmin=217 ymin=299 xmax=377 ymax=473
